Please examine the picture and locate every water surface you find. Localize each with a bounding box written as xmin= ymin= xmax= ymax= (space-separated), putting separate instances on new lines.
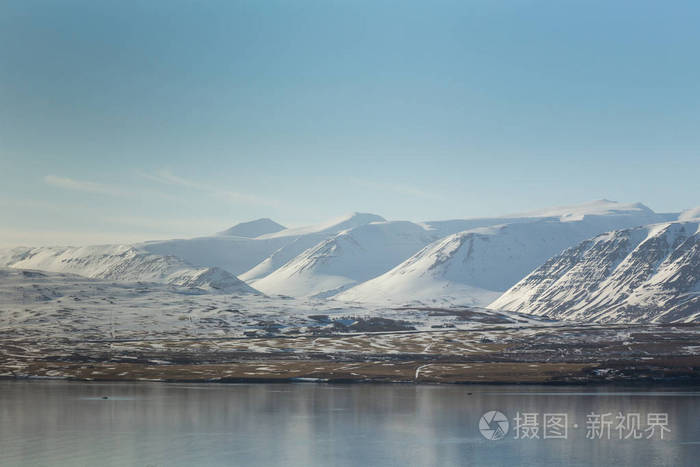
xmin=1 ymin=381 xmax=699 ymax=466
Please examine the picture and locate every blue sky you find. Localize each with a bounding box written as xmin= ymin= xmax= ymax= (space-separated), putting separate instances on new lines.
xmin=1 ymin=0 xmax=699 ymax=246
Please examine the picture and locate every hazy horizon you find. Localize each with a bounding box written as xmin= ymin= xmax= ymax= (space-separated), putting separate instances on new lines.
xmin=0 ymin=198 xmax=689 ymax=248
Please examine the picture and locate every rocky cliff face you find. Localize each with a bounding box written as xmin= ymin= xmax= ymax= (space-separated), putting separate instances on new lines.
xmin=490 ymin=221 xmax=700 ymax=323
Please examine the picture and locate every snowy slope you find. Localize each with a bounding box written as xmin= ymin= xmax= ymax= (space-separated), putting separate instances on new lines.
xmin=505 ymin=199 xmax=660 ymax=221
xmin=246 ymin=202 xmax=662 ymax=293
xmin=0 ymin=245 xmax=258 ymax=294
xmin=240 ymin=213 xmax=386 ymax=282
xmin=257 ymin=213 xmax=386 ymax=240
xmin=0 ymin=213 xmax=388 ymax=293
xmin=489 ymin=220 xmax=700 ymax=323
xmin=217 ymin=218 xmax=286 ymax=237
xmin=0 ymin=267 xmax=550 ymax=348
xmin=139 ymin=236 xmax=288 ymax=276
xmin=336 ymin=201 xmax=672 ymax=306
xmin=250 ymin=221 xmax=437 ymax=297
xmin=679 ymin=206 xmax=700 ymax=221
xmin=140 ymin=212 xmax=385 ymax=276
xmin=420 ymin=200 xmax=672 ymax=237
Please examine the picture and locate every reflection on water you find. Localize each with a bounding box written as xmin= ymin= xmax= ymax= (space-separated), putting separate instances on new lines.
xmin=1 ymin=381 xmax=699 ymax=466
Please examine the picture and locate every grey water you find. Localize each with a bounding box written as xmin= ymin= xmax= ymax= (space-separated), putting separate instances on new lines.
xmin=1 ymin=380 xmax=699 ymax=466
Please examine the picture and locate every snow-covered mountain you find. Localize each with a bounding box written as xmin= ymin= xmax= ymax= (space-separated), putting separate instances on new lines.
xmin=0 ymin=245 xmax=258 ymax=294
xmin=0 ymin=212 xmax=388 ymax=294
xmin=249 ymin=200 xmax=666 ymax=298
xmin=679 ymin=206 xmax=700 ymax=221
xmin=250 ymin=221 xmax=437 ymax=297
xmin=489 ymin=220 xmax=700 ymax=323
xmin=138 ymin=235 xmax=287 ymax=276
xmin=239 ymin=213 xmax=386 ymax=282
xmin=139 ymin=212 xmax=384 ymax=276
xmin=2 ymin=201 xmax=685 ymax=309
xmin=503 ymin=199 xmax=662 ymax=221
xmin=336 ymin=201 xmax=674 ymax=306
xmin=419 ymin=199 xmax=664 ymax=237
xmin=217 ymin=218 xmax=286 ymax=237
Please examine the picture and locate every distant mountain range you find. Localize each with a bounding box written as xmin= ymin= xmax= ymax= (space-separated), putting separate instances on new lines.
xmin=0 ymin=245 xmax=257 ymax=294
xmin=2 ymin=200 xmax=698 ymax=323
xmin=336 ymin=201 xmax=672 ymax=305
xmin=249 ymin=220 xmax=437 ymax=298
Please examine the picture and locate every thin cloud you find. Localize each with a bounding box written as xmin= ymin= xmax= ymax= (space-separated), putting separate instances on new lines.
xmin=143 ymin=170 xmax=201 ymax=189
xmin=44 ymin=174 xmax=176 ymax=201
xmin=44 ymin=175 xmax=125 ymax=196
xmin=139 ymin=169 xmax=279 ymax=207
xmin=349 ymin=177 xmax=445 ymax=201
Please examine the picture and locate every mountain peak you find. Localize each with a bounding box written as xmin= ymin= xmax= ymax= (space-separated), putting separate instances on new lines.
xmin=679 ymin=206 xmax=700 ymax=221
xmin=511 ymin=200 xmax=654 ymax=221
xmin=218 ymin=218 xmax=286 ymax=237
xmin=336 ymin=204 xmax=669 ymax=306
xmin=339 ymin=212 xmax=386 ymax=223
xmin=318 ymin=212 xmax=386 ymax=233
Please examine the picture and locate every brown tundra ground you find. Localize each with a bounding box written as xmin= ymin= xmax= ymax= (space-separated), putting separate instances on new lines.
xmin=3 ymin=320 xmax=700 ymax=384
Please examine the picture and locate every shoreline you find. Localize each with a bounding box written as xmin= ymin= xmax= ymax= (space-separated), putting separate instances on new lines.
xmin=3 ymin=355 xmax=699 ymax=385
xmin=5 ymin=377 xmax=700 ymax=386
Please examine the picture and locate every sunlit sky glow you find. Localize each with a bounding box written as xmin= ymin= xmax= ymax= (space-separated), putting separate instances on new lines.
xmin=1 ymin=0 xmax=699 ymax=246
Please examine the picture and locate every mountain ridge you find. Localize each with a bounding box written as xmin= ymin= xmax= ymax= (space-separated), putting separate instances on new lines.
xmin=218 ymin=218 xmax=286 ymax=237
xmin=489 ymin=220 xmax=700 ymax=323
xmin=336 ymin=202 xmax=673 ymax=306
xmin=250 ymin=220 xmax=436 ymax=297
xmin=0 ymin=245 xmax=258 ymax=294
